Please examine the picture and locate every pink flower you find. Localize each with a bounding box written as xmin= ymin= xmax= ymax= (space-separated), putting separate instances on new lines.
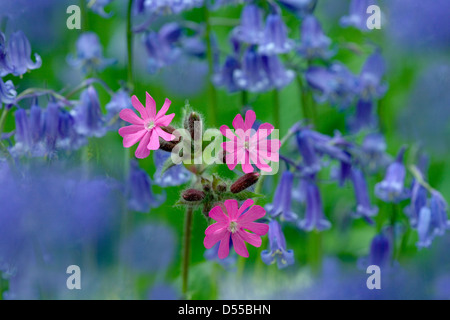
xmin=220 ymin=110 xmax=280 ymax=173
xmin=204 ymin=199 xmax=269 ymax=259
xmin=118 ymin=92 xmax=175 ymax=159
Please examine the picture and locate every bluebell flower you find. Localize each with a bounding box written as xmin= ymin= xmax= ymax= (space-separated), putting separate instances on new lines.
xmin=375 ymin=147 xmax=409 ymax=203
xmin=417 ymin=191 xmax=449 ymax=248
xmin=262 ymin=54 xmax=295 ymax=90
xmin=147 ymin=283 xmax=179 ymax=300
xmin=265 ymin=171 xmax=298 ymax=222
xmin=1 ymin=31 xmax=41 ymax=77
xmin=233 ymin=46 xmax=270 ymax=93
xmin=0 ymin=79 xmax=16 ymax=105
xmin=128 ymin=160 xmax=165 ymax=213
xmin=360 ymin=133 xmax=390 ymax=173
xmin=71 ymin=86 xmax=107 ymax=138
xmin=204 ymin=242 xmax=237 ymax=271
xmin=213 ymin=55 xmax=241 ymax=93
xmin=0 ymin=31 xmax=10 ymax=76
xmin=57 ymin=108 xmax=86 ymax=151
xmin=306 ymin=63 xmax=358 ymax=108
xmin=278 ymin=0 xmax=317 ymax=18
xmin=232 ymin=4 xmax=265 ymax=45
xmin=350 ymin=167 xmax=378 ymax=220
xmin=43 ymin=102 xmax=60 ymax=154
xmin=351 ymin=99 xmax=377 ymax=132
xmin=88 ymin=0 xmax=113 ymax=17
xmin=296 ymin=129 xmax=321 ymax=175
xmin=340 ymin=0 xmax=378 ymax=31
xmin=261 ymin=220 xmax=294 ymax=269
xmin=331 ymin=156 xmax=352 ymax=187
xmin=153 ymin=150 xmax=191 ymax=187
xmin=141 ymin=0 xmax=204 ymax=15
xmin=368 ymin=233 xmax=391 ymax=268
xmin=67 ymin=32 xmax=115 ymax=74
xmin=405 ymin=173 xmax=428 ymax=228
xmin=357 ymin=51 xmax=387 ymax=101
xmin=298 ymin=179 xmax=331 ymax=231
xmin=105 ymin=89 xmax=132 ymax=128
xmin=298 ymin=15 xmax=334 ymax=60
xmin=258 ymin=13 xmax=294 ymax=55
xmin=120 ymin=223 xmax=176 ymax=273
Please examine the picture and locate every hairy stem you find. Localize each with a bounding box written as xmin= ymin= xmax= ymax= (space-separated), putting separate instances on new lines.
xmin=182 ymin=207 xmax=194 ymax=298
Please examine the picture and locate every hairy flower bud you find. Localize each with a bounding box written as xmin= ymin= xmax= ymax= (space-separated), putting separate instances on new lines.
xmin=182 ymin=189 xmax=205 ymax=202
xmin=201 ymin=177 xmax=212 ymax=192
xmin=231 ymin=172 xmax=260 ymax=193
xmin=184 ymin=112 xmax=202 ymax=141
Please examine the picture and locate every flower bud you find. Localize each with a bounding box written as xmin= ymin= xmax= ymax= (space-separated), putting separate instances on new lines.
xmin=182 ymin=189 xmax=206 ymax=202
xmin=230 ymin=172 xmax=260 ymax=193
xmin=184 ymin=112 xmax=202 ymax=141
xmin=201 ymin=177 xmax=212 ymax=192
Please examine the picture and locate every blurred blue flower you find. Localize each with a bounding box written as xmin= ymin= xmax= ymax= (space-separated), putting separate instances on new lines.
xmin=259 ymin=12 xmax=294 ymax=55
xmin=0 ymin=32 xmax=9 ymax=76
xmin=43 ymin=102 xmax=60 ymax=154
xmin=128 ymin=160 xmax=165 ymax=213
xmin=153 ymin=150 xmax=191 ymax=187
xmin=375 ymin=147 xmax=409 ymax=203
xmin=340 ymin=0 xmax=378 ymax=32
xmin=10 ymin=107 xmax=45 ymax=157
xmin=57 ymin=108 xmax=86 ymax=151
xmin=67 ymin=32 xmax=115 ymax=74
xmin=265 ymin=171 xmax=298 ymax=222
xmin=261 ymin=220 xmax=294 ymax=269
xmin=405 ymin=163 xmax=428 ymax=228
xmin=298 ymin=15 xmax=333 ymax=60
xmin=262 ymin=54 xmax=295 ymax=90
xmin=106 ymin=89 xmax=132 ymax=129
xmin=213 ymin=55 xmax=241 ymax=93
xmin=296 ymin=129 xmax=321 ymax=175
xmin=88 ymin=0 xmax=113 ymax=17
xmin=350 ymin=167 xmax=378 ymax=221
xmin=141 ymin=0 xmax=204 ymax=15
xmin=0 ymin=79 xmax=16 ymax=106
xmin=306 ymin=63 xmax=358 ymax=108
xmin=357 ymin=51 xmax=387 ymax=101
xmin=204 ymin=242 xmax=237 ymax=271
xmin=0 ymin=30 xmax=42 ymax=77
xmin=147 ymin=283 xmax=179 ymax=300
xmin=359 ymin=132 xmax=390 ymax=173
xmin=278 ymin=0 xmax=317 ymax=18
xmin=298 ymin=179 xmax=331 ymax=231
xmin=232 ymin=4 xmax=265 ymax=45
xmin=120 ymin=223 xmax=176 ymax=273
xmin=367 ymin=233 xmax=391 ymax=268
xmin=233 ymin=46 xmax=270 ymax=93
xmin=71 ymin=86 xmax=107 ymax=138
xmin=350 ymin=99 xmax=377 ymax=132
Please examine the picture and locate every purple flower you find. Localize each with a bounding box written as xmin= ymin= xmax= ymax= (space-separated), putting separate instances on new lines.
xmin=0 ymin=79 xmax=16 ymax=105
xmin=88 ymin=0 xmax=113 ymax=17
xmin=298 ymin=15 xmax=334 ymax=60
xmin=261 ymin=220 xmax=294 ymax=269
xmin=340 ymin=0 xmax=378 ymax=32
xmin=213 ymin=55 xmax=241 ymax=93
xmin=0 ymin=32 xmax=10 ymax=76
xmin=265 ymin=171 xmax=298 ymax=222
xmin=298 ymin=179 xmax=331 ymax=231
xmin=258 ymin=13 xmax=294 ymax=55
xmin=296 ymin=129 xmax=321 ymax=175
xmin=262 ymin=54 xmax=295 ymax=90
xmin=350 ymin=167 xmax=378 ymax=220
xmin=204 ymin=242 xmax=237 ymax=271
xmin=141 ymin=0 xmax=204 ymax=15
xmin=1 ymin=31 xmax=41 ymax=77
xmin=105 ymin=89 xmax=132 ymax=128
xmin=306 ymin=63 xmax=358 ymax=108
xmin=360 ymin=133 xmax=390 ymax=173
xmin=375 ymin=147 xmax=409 ymax=203
xmin=232 ymin=4 xmax=265 ymax=45
xmin=57 ymin=109 xmax=86 ymax=151
xmin=278 ymin=0 xmax=317 ymax=18
xmin=43 ymin=102 xmax=60 ymax=154
xmin=357 ymin=52 xmax=387 ymax=101
xmin=67 ymin=32 xmax=115 ymax=74
xmin=128 ymin=160 xmax=165 ymax=213
xmin=404 ymin=160 xmax=428 ymax=227
xmin=71 ymin=86 xmax=106 ymax=138
xmin=417 ymin=191 xmax=449 ymax=248
xmin=368 ymin=233 xmax=391 ymax=268
xmin=233 ymin=46 xmax=270 ymax=93
xmin=351 ymin=99 xmax=377 ymax=132
xmin=153 ymin=150 xmax=191 ymax=187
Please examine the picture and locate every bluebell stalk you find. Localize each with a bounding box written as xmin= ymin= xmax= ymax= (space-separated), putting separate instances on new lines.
xmin=261 ymin=220 xmax=295 ymax=269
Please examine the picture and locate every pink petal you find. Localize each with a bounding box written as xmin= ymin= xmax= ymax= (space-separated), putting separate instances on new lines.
xmin=239 ymin=230 xmax=262 ymax=247
xmin=238 ymin=204 xmax=266 ymax=225
xmin=224 ymin=199 xmax=239 ymax=220
xmin=250 ymin=151 xmax=272 ymax=172
xmin=135 ymin=131 xmax=151 ymax=159
xmin=155 ymin=98 xmax=171 ymax=120
xmin=205 ymin=223 xmax=227 ymax=235
xmin=118 ymin=124 xmax=144 ymax=137
xmin=131 ymin=95 xmax=149 ymax=120
xmin=218 ymin=233 xmax=231 ymax=259
xmin=119 ymin=109 xmax=144 ymax=125
xmin=209 ymin=205 xmax=228 ymax=222
xmin=204 ymin=227 xmax=228 ymax=249
xmin=243 ymin=109 xmax=256 ymax=131
xmin=232 ymin=113 xmax=245 ymax=131
xmin=146 ymin=92 xmax=156 ymax=119
xmin=155 ymin=113 xmax=175 ymax=127
xmin=231 ymin=232 xmax=249 ymax=258
xmin=251 ymin=122 xmax=274 ymax=142
xmin=147 ymin=130 xmax=160 ymax=150
xmin=241 ymin=222 xmax=269 ymax=236
xmin=155 ymin=127 xmax=175 ymax=142
xmin=225 ymin=152 xmax=239 ymax=171
xmin=220 ymin=125 xmax=236 ymax=141
xmin=122 ymin=129 xmax=147 ymax=148
xmin=238 ymin=199 xmax=254 ymax=216
xmin=241 ymin=156 xmax=255 ymax=173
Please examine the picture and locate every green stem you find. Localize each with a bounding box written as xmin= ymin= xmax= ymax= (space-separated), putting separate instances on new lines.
xmin=182 ymin=207 xmax=194 ymax=298
xmin=126 ymin=0 xmax=134 ymax=89
xmin=241 ymin=90 xmax=248 ymax=108
xmin=296 ymin=75 xmax=310 ymax=122
xmin=273 ymin=89 xmax=281 ymax=132
xmin=308 ymin=230 xmax=322 ymax=274
xmin=80 ymin=0 xmax=89 ymax=30
xmin=204 ymin=6 xmax=218 ymax=126
xmin=0 ymin=108 xmax=8 ymax=135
